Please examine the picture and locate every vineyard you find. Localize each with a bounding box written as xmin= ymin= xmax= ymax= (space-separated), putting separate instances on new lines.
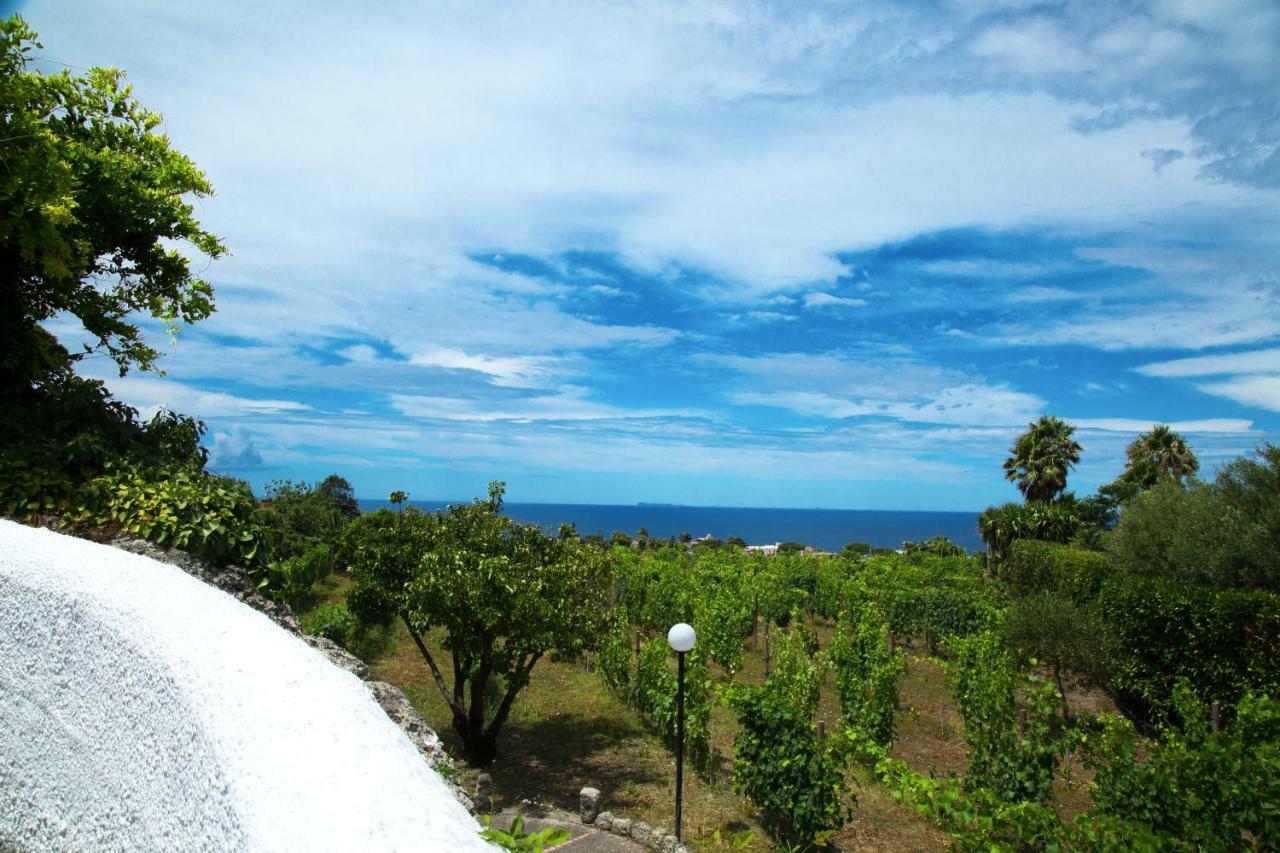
xmin=312 ymin=519 xmax=1280 ymax=851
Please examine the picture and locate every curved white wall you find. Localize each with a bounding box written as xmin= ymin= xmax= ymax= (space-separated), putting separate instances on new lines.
xmin=0 ymin=520 xmax=490 ymax=852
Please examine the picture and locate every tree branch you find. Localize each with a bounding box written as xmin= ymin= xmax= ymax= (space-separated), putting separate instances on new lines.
xmin=485 ymin=650 xmax=543 ymax=742
xmin=402 ymin=615 xmax=466 ymax=720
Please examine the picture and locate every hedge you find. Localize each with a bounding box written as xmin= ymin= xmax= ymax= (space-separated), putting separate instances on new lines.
xmin=1005 ymin=540 xmax=1280 ymax=726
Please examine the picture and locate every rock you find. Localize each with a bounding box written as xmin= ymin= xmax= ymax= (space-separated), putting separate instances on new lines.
xmin=304 ymin=635 xmax=370 ymax=680
xmin=612 ymin=817 xmax=632 ymax=836
xmin=595 ymin=811 xmax=614 ymax=831
xmin=365 ymin=681 xmax=445 ymax=765
xmin=631 ymin=821 xmax=651 ymax=841
xmin=647 ymin=827 xmax=667 ymax=850
xmin=660 ymin=836 xmax=677 ymax=853
xmin=579 ymin=786 xmax=602 ymax=824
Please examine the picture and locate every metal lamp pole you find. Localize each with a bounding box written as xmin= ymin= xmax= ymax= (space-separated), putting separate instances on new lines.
xmin=667 ymin=623 xmax=696 ymax=841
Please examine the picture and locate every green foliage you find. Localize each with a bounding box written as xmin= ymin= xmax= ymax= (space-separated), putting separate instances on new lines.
xmin=729 ymin=687 xmax=848 ymax=846
xmin=304 ymin=601 xmax=360 ymax=648
xmin=1092 ymin=571 xmax=1280 ymax=726
xmin=479 ymin=815 xmax=570 ymax=853
xmin=1109 ymin=473 xmax=1280 ymax=592
xmin=1001 ymin=415 xmax=1082 ymax=503
xmin=951 ymin=631 xmax=1067 ymax=805
xmin=1083 ymin=685 xmax=1280 ymax=848
xmin=262 ymin=543 xmax=331 ymax=611
xmin=344 ymin=483 xmax=614 ymax=764
xmin=768 ymin=616 xmax=826 ymax=721
xmin=68 ymin=461 xmax=267 ymax=568
xmin=978 ymin=500 xmax=1084 ymax=565
xmin=827 ymin=604 xmax=905 ymax=748
xmin=259 ymin=477 xmax=353 ymax=560
xmin=1 ymin=14 xmax=224 ymax=382
xmin=860 ymin=554 xmax=999 ymax=654
xmin=632 ymin=637 xmax=711 ymax=761
xmin=596 ymin=613 xmax=633 ymax=694
xmin=1004 ymin=591 xmax=1103 ymax=712
xmin=1004 ymin=539 xmax=1109 ymax=599
xmin=900 ymin=536 xmax=965 ymax=557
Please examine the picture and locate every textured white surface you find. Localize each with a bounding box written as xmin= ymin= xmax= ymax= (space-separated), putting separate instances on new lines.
xmin=0 ymin=519 xmax=489 ymax=852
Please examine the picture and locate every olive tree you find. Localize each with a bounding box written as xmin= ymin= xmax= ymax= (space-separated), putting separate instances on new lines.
xmin=343 ymin=482 xmax=614 ymax=764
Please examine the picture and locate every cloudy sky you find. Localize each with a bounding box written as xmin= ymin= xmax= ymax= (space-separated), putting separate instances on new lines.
xmin=17 ymin=0 xmax=1280 ymax=510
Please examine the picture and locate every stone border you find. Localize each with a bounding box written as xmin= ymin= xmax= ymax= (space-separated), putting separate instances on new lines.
xmin=579 ymin=787 xmax=692 ymax=853
xmin=91 ymin=531 xmax=474 ymax=812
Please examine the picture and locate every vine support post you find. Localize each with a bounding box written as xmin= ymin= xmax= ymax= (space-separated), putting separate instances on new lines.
xmin=1017 ymin=708 xmax=1028 ymax=740
xmin=1211 ymin=701 xmax=1222 ymax=733
xmin=817 ymin=719 xmax=826 ymax=739
xmin=763 ymin=622 xmax=772 ymax=679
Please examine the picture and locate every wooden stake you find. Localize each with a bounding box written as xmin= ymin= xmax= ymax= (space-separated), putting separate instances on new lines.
xmin=817 ymin=720 xmax=826 ymax=739
xmin=763 ymin=623 xmax=772 ymax=679
xmin=1018 ymin=708 xmax=1028 ymax=739
xmin=1211 ymin=701 xmax=1222 ymax=733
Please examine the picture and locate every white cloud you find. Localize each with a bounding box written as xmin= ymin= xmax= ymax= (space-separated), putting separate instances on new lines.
xmin=104 ymin=376 xmax=311 ymax=419
xmin=801 ymin=292 xmax=867 ymax=309
xmin=1137 ymin=348 xmax=1280 ymax=377
xmin=1196 ymin=376 xmax=1280 ymax=412
xmin=207 ymin=428 xmax=265 ymax=470
xmin=408 ymin=346 xmax=563 ymax=389
xmin=390 ymin=386 xmax=705 ymax=423
xmin=1070 ymin=418 xmax=1255 ymax=434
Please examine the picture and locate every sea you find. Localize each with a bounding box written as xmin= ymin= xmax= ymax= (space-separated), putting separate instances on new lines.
xmin=355 ymin=501 xmax=983 ymax=553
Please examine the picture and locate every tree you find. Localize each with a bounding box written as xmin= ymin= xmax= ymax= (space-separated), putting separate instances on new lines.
xmin=1002 ymin=415 xmax=1083 ymax=503
xmin=2 ymin=15 xmax=225 ymax=388
xmin=388 ymin=489 xmax=408 ymax=512
xmin=344 ymin=482 xmax=613 ymax=763
xmin=1122 ymin=424 xmax=1198 ymax=488
xmin=316 ymin=474 xmax=360 ymax=519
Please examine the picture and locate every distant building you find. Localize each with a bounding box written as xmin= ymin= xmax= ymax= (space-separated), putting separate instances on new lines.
xmin=745 ymin=542 xmax=780 ymax=556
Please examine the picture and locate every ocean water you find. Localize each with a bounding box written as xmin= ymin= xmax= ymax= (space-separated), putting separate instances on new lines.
xmin=356 ymin=500 xmax=983 ymax=553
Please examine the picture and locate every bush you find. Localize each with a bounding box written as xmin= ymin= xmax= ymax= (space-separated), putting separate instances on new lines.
xmin=952 ymin=631 xmax=1067 ymax=805
xmin=68 ymin=461 xmax=268 ymax=569
xmin=767 ymin=616 xmax=826 ymax=721
xmin=1004 ymin=540 xmax=1109 ymax=600
xmin=1094 ymin=572 xmax=1280 ymax=726
xmin=978 ymin=501 xmax=1084 ymax=565
xmin=1109 ymin=476 xmax=1280 ymax=592
xmin=1083 ymin=685 xmax=1280 ymax=847
xmin=827 ymin=604 xmax=905 ymax=747
xmin=729 ymin=687 xmax=847 ymax=845
xmin=1004 ymin=591 xmax=1103 ymax=714
xmin=632 ymin=637 xmax=711 ymax=761
xmin=304 ymin=601 xmax=360 ymax=648
xmin=263 ymin=543 xmax=332 ymax=610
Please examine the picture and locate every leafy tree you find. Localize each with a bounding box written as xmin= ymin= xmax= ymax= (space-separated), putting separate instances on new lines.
xmin=1 ymin=15 xmax=225 ymax=387
xmin=842 ymin=541 xmax=873 ymax=558
xmin=1120 ymin=424 xmax=1199 ymax=489
xmin=343 ymin=483 xmax=613 ymax=764
xmin=316 ymin=474 xmax=359 ymax=519
xmin=1002 ymin=416 xmax=1082 ymax=503
xmin=1004 ymin=591 xmax=1103 ymax=717
xmin=388 ymin=489 xmax=408 ymax=512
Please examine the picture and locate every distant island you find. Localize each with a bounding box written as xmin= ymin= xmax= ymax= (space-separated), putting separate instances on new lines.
xmin=635 ymin=502 xmax=678 ymax=507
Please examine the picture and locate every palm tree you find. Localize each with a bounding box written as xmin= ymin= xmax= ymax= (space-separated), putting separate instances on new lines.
xmin=388 ymin=489 xmax=408 ymax=513
xmin=1123 ymin=424 xmax=1198 ymax=488
xmin=1002 ymin=415 xmax=1083 ymax=503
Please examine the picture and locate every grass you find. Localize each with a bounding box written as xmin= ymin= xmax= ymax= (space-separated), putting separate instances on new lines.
xmin=301 ymin=584 xmax=1114 ymax=850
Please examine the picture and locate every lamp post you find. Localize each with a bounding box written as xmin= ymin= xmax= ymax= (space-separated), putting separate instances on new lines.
xmin=667 ymin=622 xmax=696 ymax=841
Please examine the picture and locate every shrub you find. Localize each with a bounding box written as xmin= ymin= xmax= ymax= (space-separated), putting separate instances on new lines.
xmin=768 ymin=616 xmax=826 ymax=721
xmin=952 ymin=631 xmax=1067 ymax=805
xmin=827 ymin=604 xmax=905 ymax=747
xmin=1004 ymin=540 xmax=1109 ymax=599
xmin=632 ymin=637 xmax=711 ymax=761
xmin=978 ymin=501 xmax=1083 ymax=565
xmin=1109 ymin=476 xmax=1280 ymax=592
xmin=729 ymin=687 xmax=847 ymax=845
xmin=1093 ymin=572 xmax=1280 ymax=726
xmin=1004 ymin=591 xmax=1104 ymax=715
xmin=69 ymin=461 xmax=267 ymax=569
xmin=1083 ymin=685 xmax=1280 ymax=848
xmin=263 ymin=543 xmax=332 ymax=611
xmin=304 ymin=601 xmax=360 ymax=649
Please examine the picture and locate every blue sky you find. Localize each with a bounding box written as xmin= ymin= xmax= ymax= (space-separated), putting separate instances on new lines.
xmin=25 ymin=0 xmax=1280 ymax=510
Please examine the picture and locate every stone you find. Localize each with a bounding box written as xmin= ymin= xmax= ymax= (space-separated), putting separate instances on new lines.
xmin=612 ymin=817 xmax=632 ymax=836
xmin=660 ymin=836 xmax=677 ymax=853
xmin=303 ymin=635 xmax=370 ymax=680
xmin=579 ymin=786 xmax=602 ymax=823
xmin=365 ymin=681 xmax=445 ymax=765
xmin=595 ymin=811 xmax=614 ymax=831
xmin=475 ymin=773 xmax=492 ymax=801
xmin=631 ymin=821 xmax=651 ymax=841
xmin=647 ymin=827 xmax=667 ymax=850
